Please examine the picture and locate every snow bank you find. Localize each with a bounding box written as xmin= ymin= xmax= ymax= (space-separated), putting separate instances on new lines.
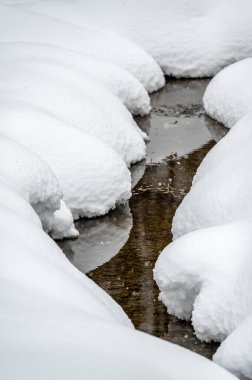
xmin=155 ymin=87 xmax=252 ymax=377
xmin=19 ymin=0 xmax=252 ymax=77
xmin=0 ymin=42 xmax=151 ymax=116
xmin=0 ymin=135 xmax=77 ymax=239
xmin=0 ymin=63 xmax=146 ymax=166
xmin=214 ymin=314 xmax=252 ymax=379
xmin=172 ymin=114 xmax=252 ymax=239
xmin=154 ymin=220 xmax=252 ymax=342
xmin=0 ymin=103 xmax=131 ymax=219
xmin=0 ymin=180 xmax=41 ymax=227
xmin=0 ymin=4 xmax=164 ymax=92
xmin=204 ymin=58 xmax=252 ymax=128
xmin=0 ymin=206 xmax=238 ymax=380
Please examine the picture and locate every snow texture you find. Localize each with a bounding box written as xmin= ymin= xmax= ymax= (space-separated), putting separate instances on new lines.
xmin=19 ymin=0 xmax=252 ymax=77
xmin=0 ymin=42 xmax=151 ymax=116
xmin=0 ymin=3 xmax=164 ymax=92
xmin=172 ymin=114 xmax=252 ymax=239
xmin=0 ymin=180 xmax=41 ymax=227
xmin=0 ymin=102 xmax=131 ymax=219
xmin=204 ymin=58 xmax=252 ymax=128
xmin=0 ymin=63 xmax=146 ymax=166
xmin=0 ymin=135 xmax=76 ymax=239
xmin=214 ymin=314 xmax=252 ymax=379
xmin=154 ymin=220 xmax=252 ymax=342
xmin=0 ymin=205 xmax=238 ymax=380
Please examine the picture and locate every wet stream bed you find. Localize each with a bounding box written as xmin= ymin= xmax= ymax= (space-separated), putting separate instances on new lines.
xmin=58 ymin=79 xmax=227 ymax=359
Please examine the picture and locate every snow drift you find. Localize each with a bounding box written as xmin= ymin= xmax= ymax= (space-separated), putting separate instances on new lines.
xmin=0 ymin=3 xmax=164 ymax=92
xmin=19 ymin=0 xmax=252 ymax=77
xmin=0 ymin=62 xmax=146 ymax=166
xmin=0 ymin=42 xmax=151 ymax=116
xmin=172 ymin=114 xmax=252 ymax=239
xmin=204 ymin=58 xmax=252 ymax=128
xmin=0 ymin=135 xmax=77 ymax=239
xmin=0 ymin=102 xmax=132 ymax=219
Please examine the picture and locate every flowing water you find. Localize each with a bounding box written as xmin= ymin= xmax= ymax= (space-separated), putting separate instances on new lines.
xmin=58 ymin=79 xmax=227 ymax=359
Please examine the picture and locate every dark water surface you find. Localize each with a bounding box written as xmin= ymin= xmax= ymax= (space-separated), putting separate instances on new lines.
xmin=58 ymin=79 xmax=227 ymax=359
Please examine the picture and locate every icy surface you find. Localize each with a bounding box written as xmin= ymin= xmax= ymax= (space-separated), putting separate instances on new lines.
xmin=0 ymin=63 xmax=146 ymax=166
xmin=0 ymin=42 xmax=151 ymax=116
xmin=214 ymin=314 xmax=252 ymax=379
xmin=0 ymin=4 xmax=164 ymax=92
xmin=0 ymin=205 xmax=238 ymax=380
xmin=0 ymin=103 xmax=131 ymax=218
xmin=172 ymin=114 xmax=252 ymax=239
xmin=204 ymin=58 xmax=252 ymax=128
xmin=19 ymin=0 xmax=252 ymax=77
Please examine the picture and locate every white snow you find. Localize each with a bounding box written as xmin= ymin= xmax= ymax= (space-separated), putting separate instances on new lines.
xmin=154 ymin=220 xmax=252 ymax=341
xmin=0 ymin=102 xmax=132 ymax=219
xmin=214 ymin=314 xmax=252 ymax=379
xmin=204 ymin=58 xmax=252 ymax=128
xmin=18 ymin=0 xmax=252 ymax=77
xmin=0 ymin=135 xmax=77 ymax=239
xmin=0 ymin=180 xmax=41 ymax=227
xmin=0 ymin=205 xmax=238 ymax=380
xmin=0 ymin=63 xmax=146 ymax=166
xmin=0 ymin=42 xmax=151 ymax=116
xmin=172 ymin=114 xmax=252 ymax=239
xmin=0 ymin=3 xmax=164 ymax=92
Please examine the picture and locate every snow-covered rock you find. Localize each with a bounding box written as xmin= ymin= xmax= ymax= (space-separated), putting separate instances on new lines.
xmin=154 ymin=220 xmax=252 ymax=342
xmin=0 ymin=63 xmax=146 ymax=166
xmin=172 ymin=114 xmax=252 ymax=239
xmin=204 ymin=58 xmax=252 ymax=128
xmin=0 ymin=206 xmax=238 ymax=380
xmin=0 ymin=135 xmax=77 ymax=239
xmin=214 ymin=314 xmax=252 ymax=379
xmin=0 ymin=3 xmax=164 ymax=92
xmin=0 ymin=103 xmax=131 ymax=219
xmin=19 ymin=0 xmax=252 ymax=77
xmin=0 ymin=42 xmax=151 ymax=116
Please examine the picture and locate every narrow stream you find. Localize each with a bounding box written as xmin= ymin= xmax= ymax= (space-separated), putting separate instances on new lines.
xmin=58 ymin=79 xmax=227 ymax=359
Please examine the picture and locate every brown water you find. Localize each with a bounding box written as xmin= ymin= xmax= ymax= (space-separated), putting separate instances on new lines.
xmin=58 ymin=79 xmax=227 ymax=359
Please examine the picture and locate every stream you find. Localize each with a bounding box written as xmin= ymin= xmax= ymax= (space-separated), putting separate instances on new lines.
xmin=58 ymin=79 xmax=227 ymax=359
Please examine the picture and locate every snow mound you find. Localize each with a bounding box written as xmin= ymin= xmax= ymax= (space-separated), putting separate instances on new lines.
xmin=0 ymin=4 xmax=164 ymax=92
xmin=214 ymin=314 xmax=252 ymax=379
xmin=172 ymin=114 xmax=252 ymax=239
xmin=0 ymin=62 xmax=146 ymax=166
xmin=0 ymin=206 xmax=238 ymax=380
xmin=0 ymin=180 xmax=41 ymax=227
xmin=0 ymin=135 xmax=76 ymax=239
xmin=0 ymin=204 xmax=133 ymax=328
xmin=154 ymin=220 xmax=252 ymax=342
xmin=204 ymin=58 xmax=252 ymax=128
xmin=19 ymin=0 xmax=252 ymax=77
xmin=0 ymin=103 xmax=131 ymax=219
xmin=0 ymin=42 xmax=151 ymax=116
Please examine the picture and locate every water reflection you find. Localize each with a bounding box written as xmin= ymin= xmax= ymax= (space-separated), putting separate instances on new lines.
xmin=59 ymin=79 xmax=227 ymax=359
xmin=58 ymin=204 xmax=132 ymax=273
